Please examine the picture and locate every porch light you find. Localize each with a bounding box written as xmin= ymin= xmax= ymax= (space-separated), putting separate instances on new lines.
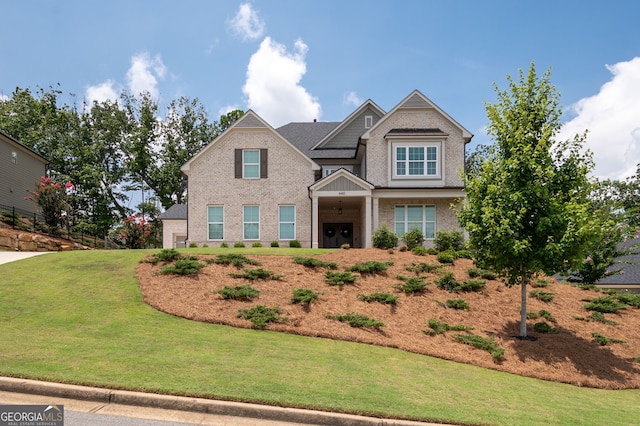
xmin=338 ymin=200 xmax=343 ymax=215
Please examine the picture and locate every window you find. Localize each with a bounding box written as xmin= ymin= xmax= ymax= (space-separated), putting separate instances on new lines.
xmin=207 ymin=206 xmax=224 ymax=240
xmin=243 ymin=205 xmax=260 ymax=240
xmin=364 ymin=115 xmax=373 ymax=129
xmin=279 ymin=206 xmax=296 ymax=240
xmin=243 ymin=150 xmax=260 ymax=178
xmin=323 ymin=168 xmax=338 ymax=177
xmin=394 ymin=144 xmax=439 ymax=178
xmin=394 ymin=205 xmax=436 ymax=239
xmin=11 ymin=151 xmax=17 ymax=164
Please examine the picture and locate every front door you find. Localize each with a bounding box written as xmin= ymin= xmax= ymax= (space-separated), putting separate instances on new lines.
xmin=322 ymin=223 xmax=353 ymax=248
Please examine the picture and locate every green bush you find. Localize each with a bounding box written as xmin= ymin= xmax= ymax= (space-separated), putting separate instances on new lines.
xmin=218 ymin=284 xmax=260 ymax=301
xmin=591 ymin=332 xmax=626 ymax=346
xmin=467 ymin=268 xmax=496 ymax=279
xmin=584 ymin=296 xmax=627 ymax=313
xmin=402 ymin=228 xmax=424 ymax=250
xmin=324 ymin=271 xmax=358 ymax=286
xmin=358 ymin=292 xmax=398 ymax=305
xmin=146 ymin=248 xmax=182 ymax=264
xmin=537 ymin=309 xmax=555 ymax=322
xmin=220 ymin=242 xmax=229 ymax=248
xmin=394 ymin=276 xmax=428 ymax=294
xmin=453 ymin=334 xmax=504 ymax=359
xmin=213 ymin=253 xmax=260 ymax=267
xmin=270 ymin=241 xmax=279 ymax=247
xmin=423 ymin=318 xmax=474 ymax=335
xmin=434 ymin=230 xmax=466 ymax=252
xmin=532 ymin=279 xmax=550 ymax=288
xmin=405 ymin=262 xmax=440 ymax=275
xmin=426 ymin=247 xmax=438 ymax=255
xmin=445 ymin=299 xmax=469 ymax=310
xmin=533 ymin=322 xmax=553 ymax=333
xmin=291 ymin=288 xmax=322 ymax=305
xmin=530 ymin=290 xmax=555 ymax=302
xmin=293 ymin=256 xmax=337 ymax=269
xmin=435 ymin=272 xmax=459 ymax=291
xmin=161 ymin=258 xmax=205 ymax=275
xmin=436 ymin=250 xmax=456 ymax=264
xmin=188 ymin=242 xmax=198 ymax=248
xmin=326 ymin=313 xmax=385 ymax=329
xmin=229 ymin=268 xmax=282 ymax=281
xmin=616 ymin=292 xmax=640 ymax=308
xmin=455 ymin=250 xmax=473 ymax=259
xmin=347 ymin=261 xmax=393 ymax=275
xmin=411 ymin=246 xmax=427 ymax=256
xmin=237 ymin=305 xmax=287 ymax=329
xmin=289 ymin=240 xmax=302 ymax=248
xmin=456 ymin=279 xmax=486 ymax=292
xmin=234 ymin=242 xmax=245 ymax=248
xmin=252 ymin=242 xmax=263 ymax=248
xmin=372 ymin=224 xmax=398 ymax=249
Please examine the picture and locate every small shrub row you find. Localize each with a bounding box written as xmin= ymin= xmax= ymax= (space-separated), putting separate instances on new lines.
xmin=358 ymin=292 xmax=399 ymax=305
xmin=292 ymin=256 xmax=337 ymax=269
xmin=466 ymin=268 xmax=497 ymax=280
xmin=326 ymin=313 xmax=385 ymax=329
xmin=591 ymin=332 xmax=626 ymax=346
xmin=405 ymin=262 xmax=440 ymax=275
xmin=229 ymin=268 xmax=283 ymax=281
xmin=423 ymin=318 xmax=474 ymax=335
xmin=583 ymin=296 xmax=627 ymax=313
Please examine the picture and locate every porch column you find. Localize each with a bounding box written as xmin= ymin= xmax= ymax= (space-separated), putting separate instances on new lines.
xmin=372 ymin=196 xmax=379 ymax=231
xmin=311 ymin=195 xmax=319 ymax=248
xmin=364 ymin=194 xmax=372 ymax=248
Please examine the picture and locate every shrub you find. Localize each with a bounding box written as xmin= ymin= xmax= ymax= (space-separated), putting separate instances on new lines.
xmin=455 ymin=250 xmax=473 ymax=259
xmin=289 ymin=240 xmax=301 ymax=248
xmin=325 ymin=271 xmax=358 ymax=286
xmin=436 ymin=250 xmax=456 ymax=264
xmin=591 ymin=332 xmax=626 ymax=346
xmin=252 ymin=242 xmax=263 ymax=248
xmin=189 ymin=242 xmax=198 ymax=248
xmin=616 ymin=292 xmax=640 ymax=308
xmin=229 ymin=268 xmax=282 ymax=281
xmin=237 ymin=305 xmax=287 ymax=329
xmin=537 ymin=309 xmax=555 ymax=322
xmin=445 ymin=299 xmax=469 ymax=310
xmin=326 ymin=313 xmax=384 ymax=329
xmin=406 ymin=262 xmax=440 ymax=275
xmin=467 ymin=268 xmax=496 ymax=280
xmin=291 ymin=288 xmax=322 ymax=305
xmin=532 ymin=279 xmax=550 ymax=288
xmin=529 ymin=290 xmax=554 ymax=302
xmin=584 ymin=296 xmax=627 ymax=313
xmin=426 ymin=247 xmax=438 ymax=255
xmin=453 ymin=334 xmax=505 ymax=359
xmin=358 ymin=292 xmax=399 ymax=305
xmin=398 ymin=245 xmax=408 ymax=252
xmin=270 ymin=241 xmax=279 ymax=247
xmin=455 ymin=279 xmax=486 ymax=292
xmin=394 ymin=276 xmax=428 ymax=294
xmin=533 ymin=322 xmax=553 ymax=333
xmin=434 ymin=230 xmax=466 ymax=252
xmin=293 ymin=256 xmax=337 ymax=269
xmin=161 ymin=258 xmax=205 ymax=275
xmin=411 ymin=246 xmax=427 ymax=256
xmin=220 ymin=242 xmax=229 ymax=248
xmin=340 ymin=243 xmax=351 ymax=250
xmin=234 ymin=242 xmax=245 ymax=248
xmin=372 ymin=224 xmax=398 ymax=249
xmin=347 ymin=261 xmax=393 ymax=275
xmin=435 ymin=272 xmax=459 ymax=292
xmin=218 ymin=284 xmax=260 ymax=301
xmin=402 ymin=228 xmax=424 ymax=250
xmin=423 ymin=318 xmax=474 ymax=335
xmin=146 ymin=248 xmax=181 ymax=264
xmin=202 ymin=244 xmax=208 ymax=248
xmin=574 ymin=311 xmax=618 ymax=326
xmin=213 ymin=253 xmax=260 ymax=267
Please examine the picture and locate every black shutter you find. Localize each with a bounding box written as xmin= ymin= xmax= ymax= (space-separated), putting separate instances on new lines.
xmin=234 ymin=149 xmax=242 ymax=179
xmin=260 ymin=149 xmax=268 ymax=178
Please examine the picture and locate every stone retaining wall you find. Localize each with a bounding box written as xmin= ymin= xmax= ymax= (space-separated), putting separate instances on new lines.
xmin=0 ymin=227 xmax=86 ymax=251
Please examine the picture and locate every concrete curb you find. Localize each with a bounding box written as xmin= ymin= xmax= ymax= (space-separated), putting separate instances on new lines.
xmin=0 ymin=377 xmax=441 ymax=425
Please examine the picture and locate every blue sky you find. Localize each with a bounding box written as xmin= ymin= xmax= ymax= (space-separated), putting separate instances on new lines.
xmin=2 ymin=0 xmax=639 ymax=180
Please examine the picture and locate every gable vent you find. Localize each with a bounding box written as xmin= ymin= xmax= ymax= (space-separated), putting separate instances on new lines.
xmin=318 ymin=176 xmax=367 ymax=192
xmin=403 ymin=94 xmax=432 ymax=109
xmin=235 ymin=115 xmax=267 ymax=128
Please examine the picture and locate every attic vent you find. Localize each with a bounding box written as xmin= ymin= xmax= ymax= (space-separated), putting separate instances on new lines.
xmin=364 ymin=115 xmax=373 ymax=129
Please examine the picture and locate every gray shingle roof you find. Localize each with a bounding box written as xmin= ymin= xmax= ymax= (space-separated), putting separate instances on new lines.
xmin=596 ymin=237 xmax=640 ymax=285
xmin=158 ymin=204 xmax=187 ymax=220
xmin=277 ymin=122 xmax=356 ymax=159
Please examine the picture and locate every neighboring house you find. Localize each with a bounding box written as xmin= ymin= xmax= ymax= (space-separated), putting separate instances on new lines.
xmin=173 ymin=90 xmax=473 ymax=249
xmin=0 ymin=130 xmax=49 ymax=214
xmin=594 ymin=235 xmax=640 ymax=294
xmin=158 ymin=204 xmax=188 ymax=248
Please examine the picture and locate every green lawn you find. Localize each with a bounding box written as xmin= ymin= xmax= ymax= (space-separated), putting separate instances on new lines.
xmin=0 ymin=249 xmax=637 ymax=425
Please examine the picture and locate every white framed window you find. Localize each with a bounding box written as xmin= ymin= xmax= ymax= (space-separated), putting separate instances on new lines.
xmin=207 ymin=206 xmax=224 ymax=240
xmin=394 ymin=205 xmax=436 ymax=239
xmin=364 ymin=115 xmax=373 ymax=129
xmin=243 ymin=149 xmax=260 ymax=179
xmin=11 ymin=151 xmax=17 ymax=164
xmin=323 ymin=168 xmax=338 ymax=177
xmin=393 ymin=143 xmax=440 ymax=178
xmin=279 ymin=205 xmax=296 ymax=240
xmin=243 ymin=205 xmax=260 ymax=240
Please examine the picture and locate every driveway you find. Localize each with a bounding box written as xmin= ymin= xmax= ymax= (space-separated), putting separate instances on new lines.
xmin=0 ymin=251 xmax=50 ymax=265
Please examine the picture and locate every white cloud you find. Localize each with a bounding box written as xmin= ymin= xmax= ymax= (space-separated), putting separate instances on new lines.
xmin=229 ymin=3 xmax=265 ymax=41
xmin=218 ymin=105 xmax=241 ymax=117
xmin=558 ymin=57 xmax=640 ymax=181
xmin=125 ymin=52 xmax=167 ymax=98
xmin=242 ymin=37 xmax=321 ymax=127
xmin=85 ymin=80 xmax=120 ymax=105
xmin=0 ymin=94 xmax=8 ymax=102
xmin=343 ymin=91 xmax=362 ymax=107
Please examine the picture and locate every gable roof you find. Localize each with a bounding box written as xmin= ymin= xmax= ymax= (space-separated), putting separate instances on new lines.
xmin=181 ymin=110 xmax=320 ymax=174
xmin=361 ymin=90 xmax=473 ymax=143
xmin=0 ymin=129 xmax=49 ymax=164
xmin=308 ymin=167 xmax=375 ymax=192
xmin=311 ymin=99 xmax=385 ymax=150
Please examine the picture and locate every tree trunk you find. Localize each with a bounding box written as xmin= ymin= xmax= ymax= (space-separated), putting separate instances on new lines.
xmin=520 ymin=282 xmax=528 ymax=337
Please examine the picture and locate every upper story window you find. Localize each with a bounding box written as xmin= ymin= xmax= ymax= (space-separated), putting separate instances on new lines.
xmin=235 ymin=149 xmax=268 ymax=179
xmin=392 ymin=142 xmax=440 ymax=179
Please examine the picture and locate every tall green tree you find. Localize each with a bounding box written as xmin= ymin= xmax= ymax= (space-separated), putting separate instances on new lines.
xmin=458 ymin=63 xmax=598 ymax=338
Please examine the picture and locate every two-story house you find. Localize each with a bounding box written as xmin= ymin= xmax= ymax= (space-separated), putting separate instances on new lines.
xmin=0 ymin=130 xmax=49 ymax=215
xmin=170 ymin=90 xmax=472 ymax=249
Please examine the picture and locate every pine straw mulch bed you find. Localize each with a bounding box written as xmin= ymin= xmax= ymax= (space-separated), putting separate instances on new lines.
xmin=136 ymin=248 xmax=640 ymax=390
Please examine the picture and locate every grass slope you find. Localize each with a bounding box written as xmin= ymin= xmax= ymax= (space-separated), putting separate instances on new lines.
xmin=0 ymin=249 xmax=637 ymax=425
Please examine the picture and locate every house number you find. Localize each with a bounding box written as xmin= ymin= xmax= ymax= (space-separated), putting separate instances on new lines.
xmin=338 ymin=192 xmax=346 ymax=195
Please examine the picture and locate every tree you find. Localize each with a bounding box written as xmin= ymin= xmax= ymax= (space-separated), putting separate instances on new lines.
xmin=458 ymin=63 xmax=597 ymax=338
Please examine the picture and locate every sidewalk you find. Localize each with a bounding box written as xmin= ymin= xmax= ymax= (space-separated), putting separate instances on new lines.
xmin=0 ymin=251 xmax=50 ymax=265
xmin=0 ymin=377 xmax=445 ymax=426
